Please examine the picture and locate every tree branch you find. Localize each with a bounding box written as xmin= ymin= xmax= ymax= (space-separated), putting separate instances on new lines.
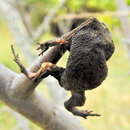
xmin=0 ymin=64 xmax=84 ymax=130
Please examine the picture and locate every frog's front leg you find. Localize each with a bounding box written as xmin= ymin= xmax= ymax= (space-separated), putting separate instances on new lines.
xmin=37 ymin=38 xmax=68 ymax=55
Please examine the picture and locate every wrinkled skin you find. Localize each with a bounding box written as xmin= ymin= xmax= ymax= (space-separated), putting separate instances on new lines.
xmin=41 ymin=18 xmax=115 ymax=118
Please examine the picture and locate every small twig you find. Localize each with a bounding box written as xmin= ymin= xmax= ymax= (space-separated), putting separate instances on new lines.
xmin=11 ymin=45 xmax=29 ymax=78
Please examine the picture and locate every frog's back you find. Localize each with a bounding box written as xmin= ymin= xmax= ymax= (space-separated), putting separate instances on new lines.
xmin=61 ymin=44 xmax=108 ymax=91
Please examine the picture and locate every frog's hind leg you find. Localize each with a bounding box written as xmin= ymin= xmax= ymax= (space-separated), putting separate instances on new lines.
xmin=29 ymin=62 xmax=55 ymax=79
xmin=64 ymin=91 xmax=100 ymax=119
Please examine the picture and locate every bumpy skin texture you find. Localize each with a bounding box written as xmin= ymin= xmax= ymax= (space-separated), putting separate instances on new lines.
xmin=61 ymin=20 xmax=115 ymax=91
xmin=42 ymin=18 xmax=115 ymax=118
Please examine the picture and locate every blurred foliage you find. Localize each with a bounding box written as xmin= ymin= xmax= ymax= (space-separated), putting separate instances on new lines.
xmin=66 ymin=0 xmax=86 ymax=12
xmin=26 ymin=0 xmax=58 ymax=5
xmin=125 ymin=0 xmax=130 ymax=5
xmin=1 ymin=0 xmax=130 ymax=130
xmin=24 ymin=0 xmax=119 ymax=28
xmin=66 ymin=0 xmax=117 ymax=12
xmin=86 ymin=0 xmax=116 ymax=11
xmin=97 ymin=16 xmax=120 ymax=31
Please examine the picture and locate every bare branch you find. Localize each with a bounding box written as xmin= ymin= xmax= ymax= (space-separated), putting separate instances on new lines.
xmin=0 ymin=64 xmax=85 ymax=130
xmin=11 ymin=111 xmax=30 ymax=130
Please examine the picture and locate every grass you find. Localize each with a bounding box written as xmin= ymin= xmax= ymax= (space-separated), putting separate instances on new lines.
xmin=0 ymin=21 xmax=130 ymax=130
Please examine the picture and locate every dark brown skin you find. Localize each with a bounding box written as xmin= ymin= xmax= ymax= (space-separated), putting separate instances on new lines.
xmin=37 ymin=18 xmax=115 ymax=119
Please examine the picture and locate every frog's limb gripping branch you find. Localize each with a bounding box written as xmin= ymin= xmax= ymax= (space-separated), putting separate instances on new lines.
xmin=11 ymin=45 xmax=54 ymax=82
xmin=10 ymin=17 xmax=97 ymax=90
xmin=37 ymin=38 xmax=67 ymax=56
xmin=33 ymin=17 xmax=97 ymax=83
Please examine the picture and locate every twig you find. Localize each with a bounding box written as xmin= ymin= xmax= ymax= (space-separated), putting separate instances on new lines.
xmin=11 ymin=45 xmax=29 ymax=78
